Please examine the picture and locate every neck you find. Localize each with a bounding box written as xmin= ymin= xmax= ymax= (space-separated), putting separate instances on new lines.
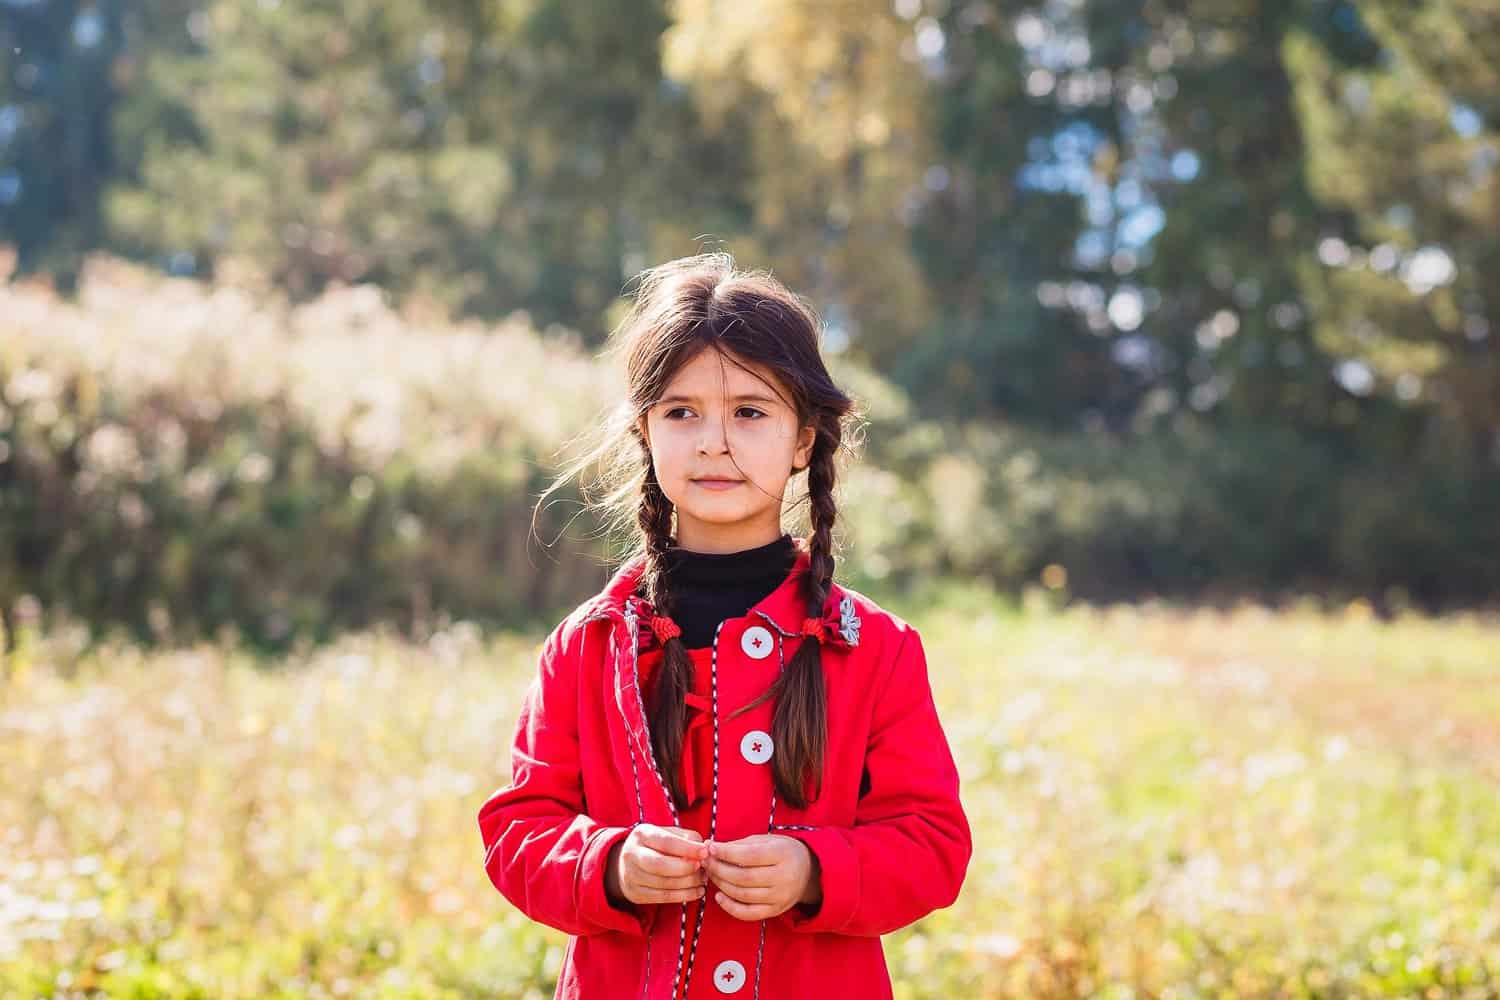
xmin=671 ymin=518 xmax=789 ymax=554
xmin=662 ymin=533 xmax=796 ymax=587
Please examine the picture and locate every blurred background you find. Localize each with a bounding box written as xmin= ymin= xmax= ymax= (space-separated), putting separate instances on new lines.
xmin=2 ymin=0 xmax=1498 ymax=997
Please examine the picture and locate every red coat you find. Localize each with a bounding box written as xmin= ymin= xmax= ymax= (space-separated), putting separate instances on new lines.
xmin=477 ymin=541 xmax=972 ymax=999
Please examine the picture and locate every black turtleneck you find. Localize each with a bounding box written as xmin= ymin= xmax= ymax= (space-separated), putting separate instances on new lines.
xmin=659 ymin=533 xmax=797 ymax=649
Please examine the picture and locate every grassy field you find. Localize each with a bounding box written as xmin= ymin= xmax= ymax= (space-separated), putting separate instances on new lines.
xmin=3 ymin=589 xmax=1498 ymax=998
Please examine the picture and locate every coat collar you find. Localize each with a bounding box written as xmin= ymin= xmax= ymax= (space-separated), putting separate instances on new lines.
xmin=578 ymin=535 xmax=825 ymax=637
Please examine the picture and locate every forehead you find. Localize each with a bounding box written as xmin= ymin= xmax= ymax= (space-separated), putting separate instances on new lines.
xmin=660 ymin=347 xmax=787 ymax=401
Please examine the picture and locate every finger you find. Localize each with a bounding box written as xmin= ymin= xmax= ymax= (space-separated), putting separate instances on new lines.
xmin=642 ymin=827 xmax=711 ymax=860
xmin=632 ymin=871 xmax=709 ymax=892
xmin=707 ymin=876 xmax=775 ymax=903
xmin=712 ymin=890 xmax=778 ymax=922
xmin=634 ymin=847 xmax=704 ymax=879
xmin=708 ymin=837 xmax=778 ymax=867
xmin=705 ymin=857 xmax=773 ymax=892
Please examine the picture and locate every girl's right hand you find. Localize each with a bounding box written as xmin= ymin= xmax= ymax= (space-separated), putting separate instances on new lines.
xmin=606 ymin=824 xmax=710 ymax=907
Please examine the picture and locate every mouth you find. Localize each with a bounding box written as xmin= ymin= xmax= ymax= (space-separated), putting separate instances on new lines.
xmin=692 ymin=478 xmax=744 ymax=488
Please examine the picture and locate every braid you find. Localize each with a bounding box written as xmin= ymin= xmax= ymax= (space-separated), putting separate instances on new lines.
xmin=637 ymin=455 xmax=676 ymax=611
xmin=637 ymin=452 xmax=694 ymax=811
xmin=802 ymin=431 xmax=839 ymax=612
xmin=776 ymin=428 xmax=838 ymax=807
xmin=724 ymin=423 xmax=840 ymax=809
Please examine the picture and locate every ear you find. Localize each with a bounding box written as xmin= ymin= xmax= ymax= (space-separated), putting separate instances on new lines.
xmin=792 ymin=424 xmax=816 ymax=473
xmin=636 ymin=413 xmax=651 ymax=449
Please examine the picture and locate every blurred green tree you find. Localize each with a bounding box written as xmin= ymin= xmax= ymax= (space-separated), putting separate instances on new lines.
xmin=0 ymin=0 xmax=139 ymax=288
xmin=1086 ymin=0 xmax=1372 ymax=437
xmin=102 ymin=0 xmax=677 ymax=330
xmin=1287 ymin=0 xmax=1498 ymax=464
xmin=661 ymin=0 xmax=937 ymax=366
xmin=900 ymin=1 xmax=1099 ymax=426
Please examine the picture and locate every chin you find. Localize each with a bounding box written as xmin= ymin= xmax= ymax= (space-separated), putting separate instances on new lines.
xmin=679 ymin=508 xmax=749 ymax=524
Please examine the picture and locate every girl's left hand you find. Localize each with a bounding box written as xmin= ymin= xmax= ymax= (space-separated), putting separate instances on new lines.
xmin=704 ymin=834 xmax=821 ymax=921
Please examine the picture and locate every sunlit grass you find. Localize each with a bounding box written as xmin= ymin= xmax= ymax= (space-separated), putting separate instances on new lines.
xmin=3 ymin=596 xmax=1498 ymax=998
xmin=915 ymin=596 xmax=1500 ymax=998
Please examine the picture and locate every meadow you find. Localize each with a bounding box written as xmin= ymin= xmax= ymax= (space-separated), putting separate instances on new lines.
xmin=3 ymin=590 xmax=1498 ymax=999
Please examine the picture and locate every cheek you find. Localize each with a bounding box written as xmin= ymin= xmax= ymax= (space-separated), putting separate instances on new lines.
xmin=732 ymin=419 xmax=793 ymax=450
xmin=645 ymin=427 xmax=688 ymax=468
xmin=750 ymin=426 xmax=800 ymax=467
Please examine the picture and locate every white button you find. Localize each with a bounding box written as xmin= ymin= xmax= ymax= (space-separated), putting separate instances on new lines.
xmin=740 ymin=729 xmax=773 ymax=765
xmin=740 ymin=625 xmax=774 ymax=659
xmin=713 ymin=959 xmax=746 ymax=994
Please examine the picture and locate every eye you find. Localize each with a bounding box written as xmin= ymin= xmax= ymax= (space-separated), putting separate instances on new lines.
xmin=663 ymin=406 xmax=693 ymax=419
xmin=736 ymin=407 xmax=766 ymax=420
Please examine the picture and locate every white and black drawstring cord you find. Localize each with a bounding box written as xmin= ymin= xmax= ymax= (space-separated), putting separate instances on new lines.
xmin=632 ymin=606 xmax=827 ymax=1000
xmin=622 ymin=603 xmax=695 ymax=1000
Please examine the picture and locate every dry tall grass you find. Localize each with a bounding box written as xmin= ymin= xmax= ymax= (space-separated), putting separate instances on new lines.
xmin=4 ymin=593 xmax=1498 ymax=998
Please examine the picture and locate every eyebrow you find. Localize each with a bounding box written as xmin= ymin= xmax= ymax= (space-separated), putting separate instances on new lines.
xmin=656 ymin=393 xmax=782 ymax=406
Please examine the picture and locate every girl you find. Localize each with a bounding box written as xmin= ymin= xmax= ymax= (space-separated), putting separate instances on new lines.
xmin=477 ymin=253 xmax=972 ymax=999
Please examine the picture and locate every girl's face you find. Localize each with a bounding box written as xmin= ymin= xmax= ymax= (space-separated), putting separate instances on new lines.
xmin=639 ymin=346 xmax=815 ymax=554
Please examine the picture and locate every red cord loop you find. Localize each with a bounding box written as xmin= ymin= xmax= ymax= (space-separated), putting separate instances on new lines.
xmin=650 ymin=615 xmax=681 ymax=643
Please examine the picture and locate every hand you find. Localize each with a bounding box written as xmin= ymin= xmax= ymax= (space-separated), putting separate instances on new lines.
xmin=606 ymin=825 xmax=709 ymax=908
xmin=705 ymin=834 xmax=822 ymax=922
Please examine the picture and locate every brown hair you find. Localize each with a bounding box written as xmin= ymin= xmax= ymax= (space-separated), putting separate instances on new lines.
xmin=534 ymin=252 xmax=860 ymax=810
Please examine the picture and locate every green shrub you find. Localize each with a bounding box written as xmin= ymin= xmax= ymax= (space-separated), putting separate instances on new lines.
xmin=2 ymin=255 xmax=1494 ymax=654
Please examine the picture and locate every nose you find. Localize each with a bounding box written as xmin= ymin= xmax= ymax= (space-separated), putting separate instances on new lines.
xmin=696 ymin=414 xmax=730 ymax=455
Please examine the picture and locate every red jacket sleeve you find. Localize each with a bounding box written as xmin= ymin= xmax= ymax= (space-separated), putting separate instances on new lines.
xmin=778 ymin=624 xmax=972 ymax=937
xmin=477 ymin=618 xmax=651 ymax=937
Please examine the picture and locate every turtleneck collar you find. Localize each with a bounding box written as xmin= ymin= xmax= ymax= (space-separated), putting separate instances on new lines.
xmin=661 ymin=532 xmax=797 ymax=589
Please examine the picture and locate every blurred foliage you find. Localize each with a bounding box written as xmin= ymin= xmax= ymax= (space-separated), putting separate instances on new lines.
xmin=0 ymin=1 xmax=1497 ymax=637
xmin=104 ymin=0 xmax=676 ymax=327
xmin=2 ymin=0 xmax=1496 ymax=454
xmin=1 ymin=257 xmax=1495 ymax=655
xmin=1285 ymin=0 xmax=1500 ymax=462
xmin=2 ymin=600 xmax=1499 ymax=996
xmin=0 ymin=256 xmax=624 ymax=650
xmin=0 ymin=0 xmax=125 ymax=285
